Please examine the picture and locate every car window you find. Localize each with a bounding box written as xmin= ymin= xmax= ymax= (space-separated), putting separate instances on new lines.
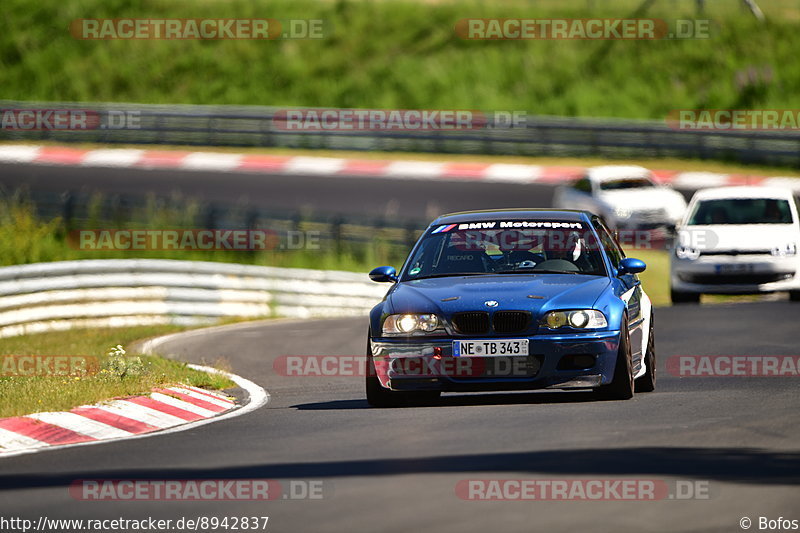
xmin=687 ymin=198 xmax=794 ymax=225
xmin=598 ymin=177 xmax=655 ymax=191
xmin=592 ymin=218 xmax=625 ymax=269
xmin=401 ymin=222 xmax=607 ymax=280
xmin=573 ymin=177 xmax=592 ymax=193
xmin=403 ymin=233 xmax=448 ymax=278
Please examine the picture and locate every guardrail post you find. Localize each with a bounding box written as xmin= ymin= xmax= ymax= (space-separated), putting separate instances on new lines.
xmin=61 ymin=192 xmax=74 ymax=232
xmin=204 ymin=206 xmax=218 ymax=229
xmin=331 ymin=217 xmax=343 ymax=256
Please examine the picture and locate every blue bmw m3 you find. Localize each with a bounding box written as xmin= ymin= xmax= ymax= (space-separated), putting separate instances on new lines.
xmin=366 ymin=209 xmax=655 ymax=407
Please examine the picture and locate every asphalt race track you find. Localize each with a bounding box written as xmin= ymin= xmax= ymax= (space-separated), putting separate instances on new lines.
xmin=0 ymin=163 xmax=797 ymax=532
xmin=1 ymin=302 xmax=798 ymax=532
xmin=0 ymin=162 xmax=560 ymax=221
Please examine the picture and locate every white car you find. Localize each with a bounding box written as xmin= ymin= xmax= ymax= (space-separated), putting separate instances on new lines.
xmin=670 ymin=186 xmax=800 ymax=303
xmin=552 ymin=165 xmax=687 ymax=231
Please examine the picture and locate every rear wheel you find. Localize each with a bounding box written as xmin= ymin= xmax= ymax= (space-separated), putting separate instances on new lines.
xmin=670 ymin=289 xmax=700 ymax=304
xmin=365 ymin=340 xmax=440 ymax=408
xmin=635 ymin=313 xmax=656 ymax=393
xmin=596 ymin=318 xmax=634 ymax=400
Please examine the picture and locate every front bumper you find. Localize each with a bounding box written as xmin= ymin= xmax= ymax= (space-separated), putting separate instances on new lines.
xmin=613 ymin=211 xmax=679 ymax=231
xmin=671 ymin=254 xmax=800 ymax=294
xmin=369 ymin=331 xmax=621 ymax=392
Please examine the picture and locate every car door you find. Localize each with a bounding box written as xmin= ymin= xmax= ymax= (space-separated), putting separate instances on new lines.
xmin=593 ymin=217 xmax=645 ymax=369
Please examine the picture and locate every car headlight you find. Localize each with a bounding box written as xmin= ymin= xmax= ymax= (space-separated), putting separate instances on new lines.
xmin=382 ymin=314 xmax=442 ymax=335
xmin=771 ymin=243 xmax=797 ymax=257
xmin=675 ymin=245 xmax=701 ymax=260
xmin=541 ymin=310 xmax=607 ymax=330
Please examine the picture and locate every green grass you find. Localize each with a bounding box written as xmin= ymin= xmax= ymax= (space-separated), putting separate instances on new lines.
xmin=0 ymin=325 xmax=235 ymax=418
xmin=628 ymin=249 xmax=669 ymax=307
xmin=1 ymin=0 xmax=799 ymax=120
xmin=0 ymin=194 xmax=406 ymax=271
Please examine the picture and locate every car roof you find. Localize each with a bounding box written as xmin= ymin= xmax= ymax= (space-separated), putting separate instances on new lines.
xmin=585 ymin=165 xmax=653 ymax=182
xmin=432 ymin=209 xmax=591 ymax=225
xmin=691 ymin=186 xmax=796 ymax=201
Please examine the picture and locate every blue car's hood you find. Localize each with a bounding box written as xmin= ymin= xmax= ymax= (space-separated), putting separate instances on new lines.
xmin=387 ymin=274 xmax=611 ymax=316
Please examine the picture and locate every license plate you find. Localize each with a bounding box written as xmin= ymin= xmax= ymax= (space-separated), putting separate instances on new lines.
xmin=454 ymin=339 xmax=529 ymax=357
xmin=715 ymin=264 xmax=754 ymax=274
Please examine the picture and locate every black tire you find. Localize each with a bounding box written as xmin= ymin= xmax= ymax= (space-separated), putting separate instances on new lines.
xmin=365 ymin=340 xmax=440 ymax=408
xmin=670 ymin=289 xmax=700 ymax=304
xmin=789 ymin=291 xmax=800 ymax=302
xmin=365 ymin=356 xmax=399 ymax=407
xmin=635 ymin=312 xmax=656 ymax=393
xmin=596 ymin=318 xmax=634 ymax=400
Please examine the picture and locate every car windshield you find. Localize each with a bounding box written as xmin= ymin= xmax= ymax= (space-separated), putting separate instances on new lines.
xmin=598 ymin=177 xmax=655 ymax=190
xmin=686 ymin=198 xmax=794 ymax=225
xmin=401 ymin=221 xmax=607 ymax=280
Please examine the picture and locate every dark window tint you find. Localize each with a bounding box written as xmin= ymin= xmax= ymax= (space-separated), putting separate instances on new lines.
xmin=592 ymin=218 xmax=624 ymax=268
xmin=687 ymin=198 xmax=793 ymax=225
xmin=573 ymin=177 xmax=592 ymax=193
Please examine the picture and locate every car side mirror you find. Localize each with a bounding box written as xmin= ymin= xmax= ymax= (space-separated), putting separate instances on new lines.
xmin=617 ymin=257 xmax=646 ymax=276
xmin=369 ymin=266 xmax=398 ymax=283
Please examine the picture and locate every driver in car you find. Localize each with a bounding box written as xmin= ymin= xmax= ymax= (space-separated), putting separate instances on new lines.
xmin=496 ymin=229 xmax=544 ymax=270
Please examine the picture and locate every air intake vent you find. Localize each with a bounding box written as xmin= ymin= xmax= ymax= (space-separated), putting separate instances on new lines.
xmin=679 ymin=272 xmax=793 ymax=285
xmin=451 ymin=312 xmax=490 ymax=335
xmin=492 ymin=311 xmax=531 ymax=333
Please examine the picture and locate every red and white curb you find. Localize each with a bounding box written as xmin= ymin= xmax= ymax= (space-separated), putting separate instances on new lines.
xmin=1 ymin=144 xmax=799 ymax=192
xmin=0 ymin=364 xmax=268 ymax=459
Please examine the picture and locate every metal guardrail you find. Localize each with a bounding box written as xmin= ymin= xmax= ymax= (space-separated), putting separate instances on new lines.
xmin=0 ymin=259 xmax=387 ymax=338
xmin=2 ymin=100 xmax=799 ymax=167
xmin=17 ymin=188 xmax=424 ymax=267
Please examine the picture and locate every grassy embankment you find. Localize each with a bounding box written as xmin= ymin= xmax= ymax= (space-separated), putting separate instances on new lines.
xmin=1 ymin=0 xmax=799 ymax=120
xmin=0 ymin=326 xmax=234 ymax=418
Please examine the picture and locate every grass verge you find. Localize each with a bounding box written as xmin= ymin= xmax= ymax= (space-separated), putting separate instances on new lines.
xmin=630 ymin=249 xmax=670 ymax=308
xmin=0 ymin=325 xmax=235 ymax=419
xmin=1 ymin=0 xmax=799 ymax=120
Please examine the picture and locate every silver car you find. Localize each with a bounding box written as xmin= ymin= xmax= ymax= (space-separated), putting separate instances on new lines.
xmin=553 ymin=165 xmax=687 ymax=231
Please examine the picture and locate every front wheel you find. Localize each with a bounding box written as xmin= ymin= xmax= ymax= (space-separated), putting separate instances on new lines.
xmin=365 ymin=341 xmax=440 ymax=408
xmin=596 ymin=319 xmax=634 ymax=400
xmin=789 ymin=290 xmax=800 ymax=302
xmin=635 ymin=312 xmax=656 ymax=393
